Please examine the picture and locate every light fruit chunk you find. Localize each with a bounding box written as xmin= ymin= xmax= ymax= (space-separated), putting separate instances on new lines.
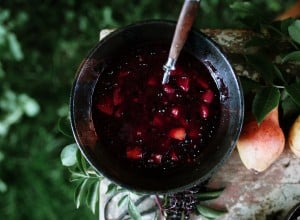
xmin=169 ymin=128 xmax=186 ymax=140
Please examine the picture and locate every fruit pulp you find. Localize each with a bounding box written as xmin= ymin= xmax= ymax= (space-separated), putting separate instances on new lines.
xmin=92 ymin=43 xmax=221 ymax=170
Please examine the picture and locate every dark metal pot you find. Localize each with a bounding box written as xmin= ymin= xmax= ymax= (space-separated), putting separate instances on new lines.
xmin=70 ymin=20 xmax=244 ymax=194
xmin=285 ymin=203 xmax=300 ymax=220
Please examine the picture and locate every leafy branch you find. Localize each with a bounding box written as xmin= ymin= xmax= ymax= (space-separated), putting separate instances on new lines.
xmin=60 ymin=140 xmax=226 ymax=220
xmin=61 ymin=143 xmax=103 ymax=214
xmin=237 ymin=17 xmax=300 ymax=124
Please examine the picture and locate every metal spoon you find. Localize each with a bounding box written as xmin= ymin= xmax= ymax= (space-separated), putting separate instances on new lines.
xmin=162 ymin=0 xmax=201 ymax=84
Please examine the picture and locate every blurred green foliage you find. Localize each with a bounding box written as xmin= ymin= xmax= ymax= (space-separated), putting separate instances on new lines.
xmin=0 ymin=0 xmax=296 ymax=219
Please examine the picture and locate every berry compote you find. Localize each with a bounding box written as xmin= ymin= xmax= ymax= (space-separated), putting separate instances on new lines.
xmin=92 ymin=43 xmax=221 ymax=170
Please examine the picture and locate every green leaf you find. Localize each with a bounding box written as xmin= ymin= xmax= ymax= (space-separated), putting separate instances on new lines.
xmin=0 ymin=151 xmax=4 ymax=162
xmin=105 ymin=183 xmax=118 ymax=194
xmin=60 ymin=143 xmax=78 ymax=167
xmin=273 ymin=65 xmax=286 ymax=84
xmin=117 ymin=194 xmax=129 ymax=207
xmin=230 ymin=2 xmax=255 ymax=15
xmin=18 ymin=94 xmax=40 ymax=117
xmin=86 ymin=180 xmax=100 ymax=214
xmin=128 ymin=199 xmax=142 ymax=220
xmin=58 ymin=116 xmax=73 ymax=137
xmin=246 ymin=54 xmax=276 ymax=85
xmin=288 ymin=20 xmax=300 ymax=44
xmin=245 ymin=36 xmax=270 ymax=48
xmin=74 ymin=179 xmax=88 ymax=209
xmin=286 ymin=82 xmax=300 ymax=106
xmin=281 ymin=51 xmax=300 ymax=63
xmin=239 ymin=76 xmax=261 ymax=95
xmin=281 ymin=96 xmax=300 ymax=118
xmin=70 ymin=171 xmax=87 ymax=181
xmin=280 ymin=18 xmax=295 ymax=34
xmin=0 ymin=179 xmax=7 ymax=193
xmin=252 ymin=87 xmax=281 ymax=124
xmin=0 ymin=64 xmax=5 ymax=78
xmin=180 ymin=212 xmax=185 ymax=220
xmin=7 ymin=33 xmax=23 ymax=61
xmin=76 ymin=149 xmax=87 ymax=175
xmin=0 ymin=10 xmax=10 ymax=23
xmin=196 ymin=188 xmax=225 ymax=201
xmin=196 ymin=204 xmax=227 ymax=219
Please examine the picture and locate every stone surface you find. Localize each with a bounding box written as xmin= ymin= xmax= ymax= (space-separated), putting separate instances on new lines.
xmin=207 ymin=148 xmax=300 ymax=220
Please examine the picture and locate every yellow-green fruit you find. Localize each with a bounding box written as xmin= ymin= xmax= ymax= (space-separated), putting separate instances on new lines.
xmin=289 ymin=115 xmax=300 ymax=157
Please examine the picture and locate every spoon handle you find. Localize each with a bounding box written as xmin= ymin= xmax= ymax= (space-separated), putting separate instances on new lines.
xmin=162 ymin=0 xmax=200 ymax=84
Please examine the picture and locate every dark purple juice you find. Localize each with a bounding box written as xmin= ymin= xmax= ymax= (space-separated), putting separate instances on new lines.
xmin=92 ymin=43 xmax=220 ymax=170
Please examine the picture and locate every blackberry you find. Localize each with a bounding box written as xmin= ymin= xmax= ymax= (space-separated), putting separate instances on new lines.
xmin=164 ymin=184 xmax=207 ymax=220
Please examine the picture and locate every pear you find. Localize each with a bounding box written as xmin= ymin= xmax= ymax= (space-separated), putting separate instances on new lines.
xmin=288 ymin=115 xmax=300 ymax=157
xmin=237 ymin=107 xmax=285 ymax=172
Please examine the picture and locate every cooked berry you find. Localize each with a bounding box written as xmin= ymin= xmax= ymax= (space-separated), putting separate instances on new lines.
xmin=171 ymin=107 xmax=180 ymax=118
xmin=113 ymin=88 xmax=123 ymax=105
xmin=201 ymin=89 xmax=214 ymax=103
xmin=163 ymin=84 xmax=175 ymax=94
xmin=188 ymin=125 xmax=201 ymax=139
xmin=170 ymin=151 xmax=179 ymax=161
xmin=170 ymin=65 xmax=184 ymax=76
xmin=147 ymin=76 xmax=158 ymax=86
xmin=199 ymin=104 xmax=209 ymax=119
xmin=153 ymin=114 xmax=164 ymax=127
xmin=177 ymin=76 xmax=190 ymax=92
xmin=96 ymin=96 xmax=114 ymax=115
xmin=196 ymin=76 xmax=209 ymax=89
xmin=150 ymin=154 xmax=163 ymax=164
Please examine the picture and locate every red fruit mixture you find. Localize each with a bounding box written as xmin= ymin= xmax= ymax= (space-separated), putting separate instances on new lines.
xmin=92 ymin=43 xmax=220 ymax=169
